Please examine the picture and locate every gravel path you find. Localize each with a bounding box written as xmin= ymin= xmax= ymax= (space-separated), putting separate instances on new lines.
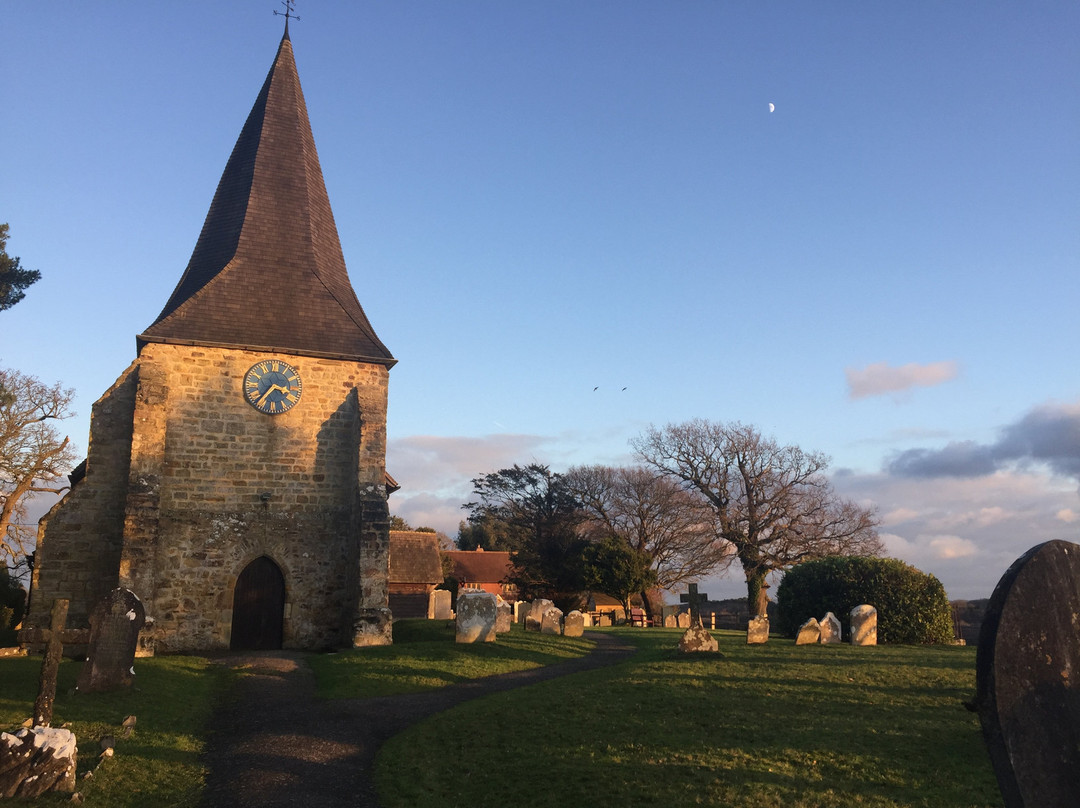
xmin=199 ymin=632 xmax=636 ymax=807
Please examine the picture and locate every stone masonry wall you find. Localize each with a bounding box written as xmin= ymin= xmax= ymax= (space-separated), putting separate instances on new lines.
xmin=125 ymin=343 xmax=391 ymax=652
xmin=30 ymin=343 xmax=391 ymax=652
xmin=29 ymin=364 xmax=140 ymax=629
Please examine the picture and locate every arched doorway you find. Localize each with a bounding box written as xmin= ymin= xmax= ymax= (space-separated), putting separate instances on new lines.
xmin=230 ymin=556 xmax=285 ymax=650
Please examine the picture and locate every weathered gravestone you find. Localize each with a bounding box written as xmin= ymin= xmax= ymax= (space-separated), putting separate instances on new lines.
xmin=455 ymin=591 xmax=497 ymax=643
xmin=495 ymin=597 xmax=512 ymax=633
xmin=429 ymin=589 xmax=453 ymax=620
xmin=77 ymin=588 xmax=146 ymax=694
xmin=563 ymin=610 xmax=585 ymax=638
xmin=975 ymin=540 xmax=1080 ymax=807
xmin=796 ymin=617 xmax=821 ymax=645
xmin=676 ymin=612 xmax=691 ymax=629
xmin=679 ymin=624 xmax=719 ymax=653
xmin=0 ymin=726 xmax=77 ymax=798
xmin=849 ymin=605 xmax=877 ymax=646
xmin=526 ymin=599 xmax=553 ymax=632
xmin=819 ymin=612 xmax=842 ymax=644
xmin=746 ymin=614 xmax=769 ymax=644
xmin=541 ymin=606 xmax=564 ymax=635
xmin=664 ymin=613 xmax=677 ymax=628
xmin=680 ymin=583 xmax=709 ymax=627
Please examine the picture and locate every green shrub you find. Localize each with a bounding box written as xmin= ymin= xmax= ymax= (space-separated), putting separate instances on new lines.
xmin=776 ymin=556 xmax=954 ymax=644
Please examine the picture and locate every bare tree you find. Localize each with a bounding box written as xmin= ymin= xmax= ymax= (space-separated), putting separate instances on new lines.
xmin=567 ymin=464 xmax=734 ymax=618
xmin=632 ymin=419 xmax=882 ymax=616
xmin=1 ymin=367 xmax=78 ymax=574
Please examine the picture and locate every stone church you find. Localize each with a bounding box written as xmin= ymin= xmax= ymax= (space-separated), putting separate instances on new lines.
xmin=28 ymin=24 xmax=397 ymax=653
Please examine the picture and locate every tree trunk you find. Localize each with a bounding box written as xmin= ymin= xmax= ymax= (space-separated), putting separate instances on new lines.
xmin=745 ymin=568 xmax=768 ymax=618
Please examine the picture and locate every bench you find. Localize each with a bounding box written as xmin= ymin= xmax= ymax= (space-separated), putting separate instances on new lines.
xmin=628 ymin=608 xmax=652 ymax=627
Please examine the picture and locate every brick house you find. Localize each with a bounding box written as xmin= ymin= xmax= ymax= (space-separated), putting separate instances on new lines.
xmin=27 ymin=25 xmax=397 ymax=652
xmin=388 ymin=531 xmax=443 ymax=618
xmin=444 ymin=549 xmax=516 ymax=601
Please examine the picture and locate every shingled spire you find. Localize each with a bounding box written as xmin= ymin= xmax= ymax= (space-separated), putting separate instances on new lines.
xmin=139 ymin=30 xmax=394 ymax=366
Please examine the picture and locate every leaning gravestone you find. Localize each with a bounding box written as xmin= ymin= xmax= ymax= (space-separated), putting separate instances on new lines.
xmin=849 ymin=605 xmax=877 ymax=646
xmin=77 ymin=588 xmax=146 ymax=694
xmin=455 ymin=591 xmax=497 ymax=643
xmin=526 ymin=599 xmax=553 ymax=632
xmin=541 ymin=606 xmax=564 ymax=635
xmin=796 ymin=617 xmax=821 ymax=645
xmin=975 ymin=540 xmax=1080 ymax=807
xmin=819 ymin=612 xmax=842 ymax=644
xmin=746 ymin=615 xmax=769 ymax=644
xmin=0 ymin=726 xmax=78 ymax=798
xmin=563 ymin=610 xmax=585 ymax=638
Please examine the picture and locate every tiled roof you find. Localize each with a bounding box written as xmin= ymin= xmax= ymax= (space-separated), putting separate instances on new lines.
xmin=388 ymin=531 xmax=443 ymax=585
xmin=444 ymin=550 xmax=513 ymax=585
xmin=138 ymin=30 xmax=394 ymax=365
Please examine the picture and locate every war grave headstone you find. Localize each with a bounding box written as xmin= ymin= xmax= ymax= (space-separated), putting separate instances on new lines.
xmin=819 ymin=612 xmax=842 ymax=644
xmin=746 ymin=614 xmax=769 ymax=644
xmin=796 ymin=617 xmax=821 ymax=645
xmin=541 ymin=606 xmax=564 ymax=635
xmin=975 ymin=540 xmax=1080 ymax=807
xmin=429 ymin=589 xmax=453 ymax=620
xmin=849 ymin=605 xmax=877 ymax=646
xmin=455 ymin=591 xmax=497 ymax=643
xmin=76 ymin=588 xmax=146 ymax=694
xmin=563 ymin=610 xmax=585 ymax=637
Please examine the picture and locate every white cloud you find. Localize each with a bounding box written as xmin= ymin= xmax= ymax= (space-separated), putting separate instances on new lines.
xmin=927 ymin=535 xmax=978 ymax=560
xmin=846 ymin=360 xmax=960 ymax=400
xmin=1056 ymin=509 xmax=1079 ymax=523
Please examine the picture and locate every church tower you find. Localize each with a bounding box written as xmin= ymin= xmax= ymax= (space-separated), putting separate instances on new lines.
xmin=29 ymin=25 xmax=397 ymax=652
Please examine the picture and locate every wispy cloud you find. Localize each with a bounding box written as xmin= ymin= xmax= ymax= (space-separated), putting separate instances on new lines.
xmin=886 ymin=400 xmax=1080 ymax=481
xmin=846 ymin=361 xmax=960 ymax=400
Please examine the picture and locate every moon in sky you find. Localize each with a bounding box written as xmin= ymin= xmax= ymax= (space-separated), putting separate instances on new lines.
xmin=769 ymin=102 xmax=775 ymax=113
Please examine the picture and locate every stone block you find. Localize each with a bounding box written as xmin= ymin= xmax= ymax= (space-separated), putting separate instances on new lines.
xmin=352 ymin=607 xmax=393 ymax=647
xmin=0 ymin=727 xmax=77 ymax=798
xmin=456 ymin=592 xmax=497 ymax=643
xmin=849 ymin=605 xmax=877 ymax=646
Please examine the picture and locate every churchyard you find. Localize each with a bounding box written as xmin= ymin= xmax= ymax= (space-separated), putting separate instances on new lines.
xmin=0 ymin=620 xmax=1000 ymax=807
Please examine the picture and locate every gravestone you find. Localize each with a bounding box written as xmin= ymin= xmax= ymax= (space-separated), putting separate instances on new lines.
xmin=455 ymin=591 xmax=497 ymax=643
xmin=664 ymin=613 xmax=677 ymax=628
xmin=680 ymin=583 xmax=709 ymax=626
xmin=849 ymin=605 xmax=877 ymax=646
xmin=679 ymin=624 xmax=718 ymax=653
xmin=541 ymin=606 xmax=564 ymax=635
xmin=76 ymin=588 xmax=146 ymax=694
xmin=975 ymin=540 xmax=1080 ymax=807
xmin=526 ymin=599 xmax=553 ymax=632
xmin=746 ymin=614 xmax=769 ymax=644
xmin=429 ymin=589 xmax=453 ymax=620
xmin=495 ymin=597 xmax=512 ymax=633
xmin=796 ymin=617 xmax=821 ymax=645
xmin=0 ymin=726 xmax=77 ymax=798
xmin=563 ymin=610 xmax=585 ymax=638
xmin=819 ymin=612 xmax=842 ymax=644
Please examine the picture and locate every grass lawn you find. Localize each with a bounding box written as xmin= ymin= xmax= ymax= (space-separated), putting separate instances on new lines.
xmin=0 ymin=654 xmax=230 ymax=807
xmin=376 ymin=628 xmax=1003 ymax=808
xmin=309 ymin=619 xmax=594 ymax=698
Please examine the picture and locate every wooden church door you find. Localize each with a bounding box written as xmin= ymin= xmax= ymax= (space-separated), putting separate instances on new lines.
xmin=230 ymin=556 xmax=285 ymax=650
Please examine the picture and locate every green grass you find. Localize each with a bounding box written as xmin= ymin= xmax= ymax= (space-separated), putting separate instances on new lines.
xmin=376 ymin=628 xmax=1002 ymax=808
xmin=309 ymin=619 xmax=595 ymax=698
xmin=0 ymin=654 xmax=231 ymax=807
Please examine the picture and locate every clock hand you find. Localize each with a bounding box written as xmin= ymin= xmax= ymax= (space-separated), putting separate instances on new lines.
xmin=256 ymin=383 xmax=287 ymax=407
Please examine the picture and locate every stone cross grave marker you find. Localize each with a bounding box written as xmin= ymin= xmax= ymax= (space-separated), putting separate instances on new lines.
xmin=680 ymin=583 xmax=709 ymax=627
xmin=975 ymin=539 xmax=1080 ymax=807
xmin=76 ymin=588 xmax=146 ymax=694
xmin=23 ymin=600 xmax=89 ymax=726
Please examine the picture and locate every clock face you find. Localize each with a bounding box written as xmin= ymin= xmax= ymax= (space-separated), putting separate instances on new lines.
xmin=243 ymin=360 xmax=303 ymax=414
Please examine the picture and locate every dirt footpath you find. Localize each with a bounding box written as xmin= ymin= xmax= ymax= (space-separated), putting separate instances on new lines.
xmin=200 ymin=632 xmax=636 ymax=807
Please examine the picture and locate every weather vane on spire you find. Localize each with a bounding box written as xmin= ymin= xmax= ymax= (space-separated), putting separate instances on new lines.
xmin=274 ymin=0 xmax=300 ymax=27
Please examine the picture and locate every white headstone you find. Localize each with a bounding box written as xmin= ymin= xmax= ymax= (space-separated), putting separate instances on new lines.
xmin=429 ymin=589 xmax=453 ymax=621
xmin=849 ymin=604 xmax=877 ymax=646
xmin=796 ymin=617 xmax=821 ymax=645
xmin=747 ymin=615 xmax=770 ymax=644
xmin=819 ymin=611 xmax=842 ymax=644
xmin=564 ymin=610 xmax=585 ymax=637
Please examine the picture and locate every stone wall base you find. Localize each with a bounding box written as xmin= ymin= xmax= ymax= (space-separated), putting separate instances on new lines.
xmin=352 ymin=608 xmax=393 ymax=647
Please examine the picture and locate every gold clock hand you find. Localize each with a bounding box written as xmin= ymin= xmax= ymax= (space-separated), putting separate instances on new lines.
xmin=256 ymin=384 xmax=286 ymax=407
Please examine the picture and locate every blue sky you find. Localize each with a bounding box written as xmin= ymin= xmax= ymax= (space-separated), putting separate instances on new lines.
xmin=5 ymin=2 xmax=1078 ymax=601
